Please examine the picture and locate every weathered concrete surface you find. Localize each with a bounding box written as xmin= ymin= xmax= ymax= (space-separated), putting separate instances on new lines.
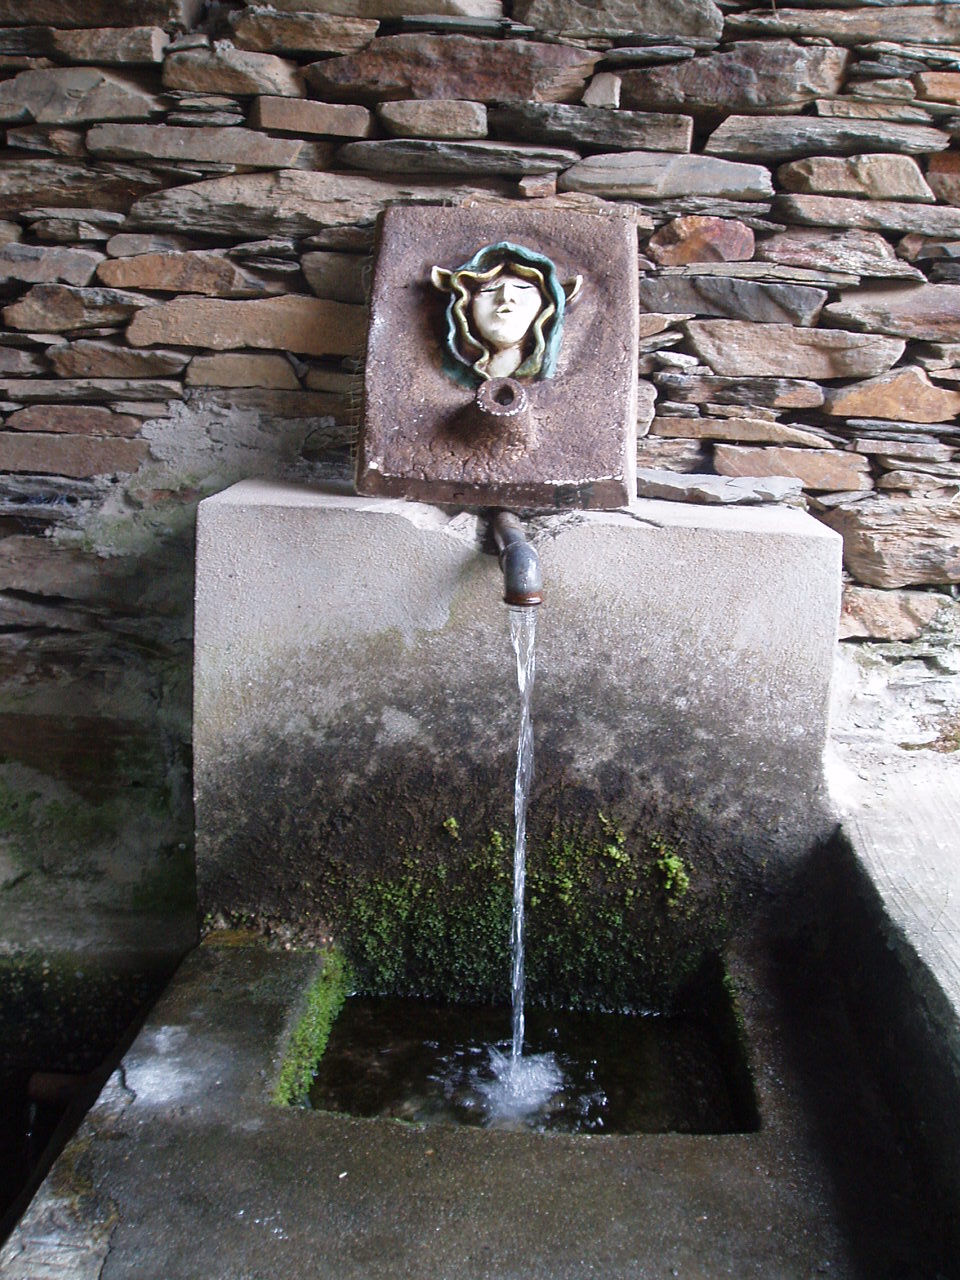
xmin=826 ymin=637 xmax=960 ymax=1247
xmin=194 ymin=481 xmax=841 ymax=933
xmin=0 ymin=934 xmax=946 ymax=1278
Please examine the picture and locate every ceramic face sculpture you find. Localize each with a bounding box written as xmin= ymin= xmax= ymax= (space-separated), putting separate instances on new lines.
xmin=431 ymin=241 xmax=582 ymax=388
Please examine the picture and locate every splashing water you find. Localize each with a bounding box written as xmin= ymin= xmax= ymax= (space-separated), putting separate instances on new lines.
xmin=509 ymin=605 xmax=536 ymax=1062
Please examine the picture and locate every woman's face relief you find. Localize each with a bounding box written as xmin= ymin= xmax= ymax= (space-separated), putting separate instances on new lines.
xmin=430 ymin=241 xmax=581 ymax=388
xmin=470 ymin=272 xmax=544 ymax=353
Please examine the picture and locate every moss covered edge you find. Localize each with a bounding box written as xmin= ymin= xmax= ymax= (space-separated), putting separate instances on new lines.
xmin=272 ymin=948 xmax=352 ymax=1107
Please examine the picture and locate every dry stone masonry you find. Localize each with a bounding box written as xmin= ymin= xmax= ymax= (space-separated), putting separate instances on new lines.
xmin=2 ymin=0 xmax=960 ymax=1017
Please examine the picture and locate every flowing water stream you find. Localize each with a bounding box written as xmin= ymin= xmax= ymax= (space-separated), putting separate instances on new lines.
xmin=475 ymin=606 xmax=565 ymax=1122
xmin=508 ymin=604 xmax=536 ymax=1061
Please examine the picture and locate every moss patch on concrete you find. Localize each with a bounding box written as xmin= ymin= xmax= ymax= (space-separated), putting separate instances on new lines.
xmin=272 ymin=949 xmax=352 ymax=1107
xmin=331 ymin=811 xmax=728 ymax=1013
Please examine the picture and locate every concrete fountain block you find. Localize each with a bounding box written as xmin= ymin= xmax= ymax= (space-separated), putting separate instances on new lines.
xmin=194 ymin=479 xmax=842 ymax=930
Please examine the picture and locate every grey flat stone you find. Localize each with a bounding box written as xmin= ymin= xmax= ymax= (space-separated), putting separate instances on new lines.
xmin=127 ymin=169 xmax=512 ymax=239
xmin=636 ymin=467 xmax=804 ymax=504
xmin=512 ymin=0 xmax=723 ymax=42
xmin=726 ymin=5 xmax=960 ymax=46
xmin=559 ymin=151 xmax=773 ymax=200
xmin=489 ymin=102 xmax=692 ymax=153
xmin=776 ymin=193 xmax=960 ymax=238
xmin=653 ymin=371 xmax=825 ymax=408
xmin=706 ymin=115 xmax=949 ymax=161
xmin=636 ymin=275 xmax=827 ymax=325
xmin=337 ymin=138 xmax=580 ymax=176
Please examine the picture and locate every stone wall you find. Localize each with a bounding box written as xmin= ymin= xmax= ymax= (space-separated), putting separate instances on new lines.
xmin=2 ymin=0 xmax=960 ymax=1056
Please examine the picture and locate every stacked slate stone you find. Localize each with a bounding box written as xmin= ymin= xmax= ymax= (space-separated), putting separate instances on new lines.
xmin=0 ymin=0 xmax=959 ymax=670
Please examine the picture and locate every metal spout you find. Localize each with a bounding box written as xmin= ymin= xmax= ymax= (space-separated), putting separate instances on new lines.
xmin=491 ymin=510 xmax=542 ymax=607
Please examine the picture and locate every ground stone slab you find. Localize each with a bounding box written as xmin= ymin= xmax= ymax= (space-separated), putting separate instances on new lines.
xmin=301 ymin=250 xmax=368 ymax=303
xmin=686 ymin=320 xmax=905 ymax=379
xmin=635 ymin=467 xmax=803 ymax=505
xmin=726 ymin=6 xmax=960 ymax=47
xmin=0 ymin=160 xmax=161 ymax=214
xmin=163 ymin=44 xmax=304 ymax=98
xmin=248 ymin=97 xmax=372 ymax=137
xmin=814 ymin=98 xmax=933 ymax=124
xmin=0 ymin=244 xmax=104 ymax=287
xmin=96 ymin=252 xmax=274 ymax=298
xmin=85 ymin=123 xmax=306 ymax=169
xmin=820 ymin=497 xmax=960 ymax=586
xmin=0 ymin=67 xmax=164 ymax=125
xmin=304 ymin=35 xmax=599 ymax=104
xmin=706 ymin=116 xmax=948 ymax=161
xmin=620 ymin=41 xmax=848 ymax=114
xmin=0 ymin=0 xmax=201 ymax=21
xmin=637 ymin=275 xmax=826 ymax=325
xmin=778 ymin=154 xmax=934 ymax=203
xmin=558 ymin=151 xmax=772 ymax=200
xmin=715 ymin=443 xmax=872 ymax=492
xmin=489 ymin=102 xmax=692 ymax=153
xmin=925 ymin=153 xmax=960 ymax=207
xmin=0 ymin=348 xmax=44 ymax=375
xmin=6 ymin=404 xmax=142 ymax=436
xmin=512 ymin=0 xmax=722 ymax=41
xmin=48 ymin=341 xmax=190 ymax=379
xmin=3 ymin=284 xmax=154 ymax=332
xmin=185 ymin=352 xmax=301 ymax=388
xmin=654 ymin=371 xmax=825 ymax=409
xmin=824 ymin=284 xmax=960 ymax=342
xmin=127 ymin=169 xmax=509 ymax=239
xmin=854 ymin=438 xmax=955 ymax=463
xmin=48 ymin=27 xmax=169 ymax=64
xmin=838 ymin=584 xmax=945 ymax=641
xmin=754 ymin=228 xmax=924 ymax=280
xmin=126 ymin=295 xmax=366 ymax=358
xmin=0 ymin=431 xmax=148 ymax=477
xmin=0 ymin=377 xmax=183 ymax=403
xmin=253 ymin=0 xmax=501 ymax=12
xmin=776 ymin=195 xmax=960 ymax=240
xmin=915 ymin=72 xmax=960 ymax=105
xmin=338 ymin=137 xmax=579 ymax=176
xmin=4 ymin=126 xmax=85 ymax=158
xmin=582 ymin=71 xmax=621 ymax=108
xmin=651 ymin=415 xmax=827 ymax=447
xmin=378 ymin=99 xmax=487 ymax=140
xmin=228 ymin=9 xmax=378 ymax=55
xmin=647 ymin=216 xmax=754 ymax=266
xmin=822 ymin=367 xmax=960 ymax=424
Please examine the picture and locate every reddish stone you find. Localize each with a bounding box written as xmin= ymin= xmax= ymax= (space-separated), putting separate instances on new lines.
xmin=0 ymin=431 xmax=147 ymax=476
xmin=7 ymin=404 xmax=141 ymax=437
xmin=714 ymin=443 xmax=872 ymax=492
xmin=647 ymin=216 xmax=755 ymax=266
xmin=926 ymin=152 xmax=960 ymax=207
xmin=304 ymin=35 xmax=599 ymax=105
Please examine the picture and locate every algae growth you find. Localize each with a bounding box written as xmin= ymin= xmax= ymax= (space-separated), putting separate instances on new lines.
xmin=332 ymin=812 xmax=725 ymax=1013
xmin=272 ymin=948 xmax=352 ymax=1107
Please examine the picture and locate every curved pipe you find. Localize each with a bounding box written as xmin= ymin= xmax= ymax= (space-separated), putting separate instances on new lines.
xmin=491 ymin=510 xmax=542 ymax=608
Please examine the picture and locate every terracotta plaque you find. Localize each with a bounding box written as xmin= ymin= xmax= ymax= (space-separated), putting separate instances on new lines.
xmin=357 ymin=204 xmax=638 ymax=509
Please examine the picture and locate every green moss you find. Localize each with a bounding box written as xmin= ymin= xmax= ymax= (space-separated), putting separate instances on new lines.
xmin=651 ymin=836 xmax=690 ymax=906
xmin=442 ymin=816 xmax=461 ymax=841
xmin=272 ymin=949 xmax=352 ymax=1107
xmin=329 ymin=813 xmax=725 ymax=1014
